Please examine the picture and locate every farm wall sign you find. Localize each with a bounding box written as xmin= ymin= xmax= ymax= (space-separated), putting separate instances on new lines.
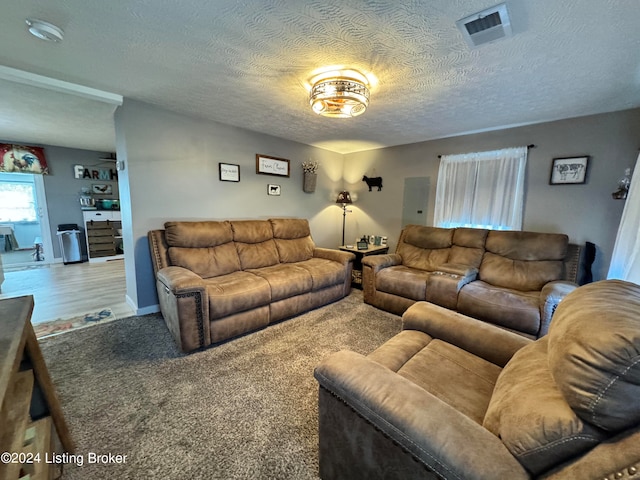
xmin=74 ymin=164 xmax=118 ymax=181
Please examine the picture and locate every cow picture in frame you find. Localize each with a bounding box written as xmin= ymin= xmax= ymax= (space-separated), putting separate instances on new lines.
xmin=549 ymin=156 xmax=589 ymax=185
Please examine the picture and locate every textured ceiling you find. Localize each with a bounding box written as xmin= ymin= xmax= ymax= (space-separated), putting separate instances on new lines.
xmin=0 ymin=0 xmax=639 ymax=153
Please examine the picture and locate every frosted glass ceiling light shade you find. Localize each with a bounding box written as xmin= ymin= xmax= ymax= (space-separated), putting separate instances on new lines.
xmin=309 ymin=70 xmax=370 ymax=118
xmin=26 ymin=19 xmax=64 ymax=42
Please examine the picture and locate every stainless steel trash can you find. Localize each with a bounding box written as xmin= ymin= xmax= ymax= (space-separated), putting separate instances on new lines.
xmin=57 ymin=224 xmax=82 ymax=264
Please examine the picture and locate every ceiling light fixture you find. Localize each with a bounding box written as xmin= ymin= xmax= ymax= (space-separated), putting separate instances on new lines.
xmin=25 ymin=18 xmax=64 ymax=42
xmin=309 ymin=69 xmax=370 ymax=118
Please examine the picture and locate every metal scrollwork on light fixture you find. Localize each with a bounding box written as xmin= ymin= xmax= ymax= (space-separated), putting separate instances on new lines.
xmin=309 ymin=69 xmax=370 ymax=118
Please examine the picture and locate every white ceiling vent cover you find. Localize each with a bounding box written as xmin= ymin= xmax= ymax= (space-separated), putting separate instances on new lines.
xmin=456 ymin=3 xmax=512 ymax=48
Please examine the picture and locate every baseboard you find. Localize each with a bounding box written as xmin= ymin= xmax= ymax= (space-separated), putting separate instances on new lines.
xmin=126 ymin=294 xmax=160 ymax=316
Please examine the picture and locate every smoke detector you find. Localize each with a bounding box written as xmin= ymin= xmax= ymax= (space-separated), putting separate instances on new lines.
xmin=25 ymin=19 xmax=64 ymax=42
xmin=456 ymin=3 xmax=512 ymax=48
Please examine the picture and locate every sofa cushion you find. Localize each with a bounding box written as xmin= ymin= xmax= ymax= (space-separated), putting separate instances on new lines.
xmin=447 ymin=228 xmax=488 ymax=268
xmin=248 ymin=264 xmax=312 ymax=301
xmin=296 ymin=258 xmax=347 ymax=291
xmin=485 ymin=230 xmax=568 ymax=261
xmin=483 ymin=338 xmax=607 ymax=475
xmin=397 ymin=226 xmax=452 ymax=271
xmin=230 ymin=220 xmax=280 ymax=269
xmin=235 ymin=240 xmax=280 ymax=269
xmin=165 ymin=221 xmax=233 ymax=248
xmin=269 ymin=218 xmax=315 ymax=263
xmin=205 ymin=271 xmax=271 ymax=319
xmin=457 ymin=281 xmax=540 ymax=336
xmin=376 ymin=266 xmax=431 ymax=301
xmin=168 ymin=243 xmax=241 ymax=278
xmin=398 ymin=339 xmax=502 ymax=425
xmin=547 ymin=280 xmax=640 ymax=432
xmin=479 ymin=252 xmax=564 ymax=291
xmin=270 ymin=218 xmax=310 ymax=238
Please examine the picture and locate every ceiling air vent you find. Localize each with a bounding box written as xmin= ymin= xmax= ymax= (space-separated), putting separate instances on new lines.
xmin=456 ymin=3 xmax=512 ymax=48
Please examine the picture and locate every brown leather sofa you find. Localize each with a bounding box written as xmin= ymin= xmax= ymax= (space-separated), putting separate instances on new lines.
xmin=314 ymin=280 xmax=640 ymax=479
xmin=148 ymin=218 xmax=354 ymax=352
xmin=362 ymin=225 xmax=580 ymax=338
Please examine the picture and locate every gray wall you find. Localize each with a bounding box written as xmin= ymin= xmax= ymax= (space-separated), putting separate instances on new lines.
xmin=41 ymin=146 xmax=118 ymax=258
xmin=114 ymin=99 xmax=344 ymax=312
xmin=344 ymin=108 xmax=640 ymax=281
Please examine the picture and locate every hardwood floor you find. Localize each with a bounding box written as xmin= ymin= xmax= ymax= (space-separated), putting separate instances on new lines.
xmin=0 ymin=259 xmax=135 ymax=324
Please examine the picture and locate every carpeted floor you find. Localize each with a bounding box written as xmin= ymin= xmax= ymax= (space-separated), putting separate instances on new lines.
xmin=39 ymin=290 xmax=402 ymax=479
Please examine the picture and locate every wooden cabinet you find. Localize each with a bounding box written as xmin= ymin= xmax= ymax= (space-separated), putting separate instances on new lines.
xmin=83 ymin=211 xmax=123 ymax=263
xmin=0 ymin=295 xmax=74 ymax=480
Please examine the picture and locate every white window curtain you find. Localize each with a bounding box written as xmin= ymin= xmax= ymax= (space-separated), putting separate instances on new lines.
xmin=434 ymin=146 xmax=528 ymax=230
xmin=608 ymin=152 xmax=640 ymax=284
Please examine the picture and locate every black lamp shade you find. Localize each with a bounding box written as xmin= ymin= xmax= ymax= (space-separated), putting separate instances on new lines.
xmin=336 ymin=191 xmax=352 ymax=204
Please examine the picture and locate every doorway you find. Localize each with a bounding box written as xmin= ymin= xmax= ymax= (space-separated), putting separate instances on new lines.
xmin=0 ymin=172 xmax=53 ymax=270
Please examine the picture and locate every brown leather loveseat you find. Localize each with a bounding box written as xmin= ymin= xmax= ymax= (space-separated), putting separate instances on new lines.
xmin=148 ymin=218 xmax=354 ymax=352
xmin=363 ymin=225 xmax=580 ymax=338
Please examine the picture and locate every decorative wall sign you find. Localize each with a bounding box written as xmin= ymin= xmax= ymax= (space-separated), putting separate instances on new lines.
xmin=92 ymin=184 xmax=112 ymax=195
xmin=219 ymin=163 xmax=240 ymax=182
xmin=256 ymin=154 xmax=290 ymax=177
xmin=0 ymin=144 xmax=48 ymax=174
xmin=549 ymin=156 xmax=589 ymax=185
xmin=74 ymin=164 xmax=118 ymax=180
xmin=362 ymin=175 xmax=383 ymax=191
xmin=267 ymin=184 xmax=281 ymax=196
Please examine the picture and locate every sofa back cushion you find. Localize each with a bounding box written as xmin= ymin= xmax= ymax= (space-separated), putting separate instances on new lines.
xmin=479 ymin=231 xmax=568 ymax=291
xmin=164 ymin=221 xmax=241 ymax=278
xmin=483 ymin=337 xmax=608 ymax=475
xmin=547 ymin=280 xmax=640 ymax=432
xmin=396 ymin=225 xmax=452 ymax=271
xmin=231 ymin=220 xmax=280 ymax=269
xmin=270 ymin=218 xmax=315 ymax=263
xmin=448 ymin=228 xmax=488 ymax=267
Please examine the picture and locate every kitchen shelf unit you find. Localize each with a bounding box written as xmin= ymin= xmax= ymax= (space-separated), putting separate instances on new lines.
xmin=82 ymin=210 xmax=124 ymax=263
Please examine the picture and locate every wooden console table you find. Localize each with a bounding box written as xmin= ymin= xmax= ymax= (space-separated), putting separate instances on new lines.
xmin=0 ymin=295 xmax=73 ymax=480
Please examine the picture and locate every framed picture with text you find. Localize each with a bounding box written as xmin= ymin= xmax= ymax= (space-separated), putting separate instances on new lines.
xmin=219 ymin=163 xmax=240 ymax=182
xmin=256 ymin=154 xmax=290 ymax=177
xmin=549 ymin=156 xmax=589 ymax=185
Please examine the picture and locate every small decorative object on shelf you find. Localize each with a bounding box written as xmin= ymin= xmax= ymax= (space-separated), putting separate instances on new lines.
xmin=612 ymin=168 xmax=632 ymax=200
xmin=302 ymin=160 xmax=318 ymax=193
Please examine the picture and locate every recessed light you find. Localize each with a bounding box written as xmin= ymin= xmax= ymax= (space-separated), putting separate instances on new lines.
xmin=25 ymin=18 xmax=64 ymax=42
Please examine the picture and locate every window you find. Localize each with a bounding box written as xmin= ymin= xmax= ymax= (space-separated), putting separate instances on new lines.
xmin=434 ymin=146 xmax=528 ymax=230
xmin=0 ymin=178 xmax=37 ymax=222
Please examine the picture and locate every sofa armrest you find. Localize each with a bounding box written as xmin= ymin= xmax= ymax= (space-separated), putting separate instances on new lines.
xmin=158 ymin=266 xmax=207 ymax=292
xmin=313 ymin=247 xmax=355 ymax=265
xmin=156 ymin=266 xmax=210 ymax=352
xmin=538 ymin=280 xmax=578 ymax=337
xmin=361 ymin=253 xmax=402 ymax=271
xmin=402 ymin=302 xmax=531 ymax=367
xmin=314 ymin=351 xmax=529 ymax=480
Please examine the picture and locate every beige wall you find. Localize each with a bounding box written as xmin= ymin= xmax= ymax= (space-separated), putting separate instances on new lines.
xmin=344 ymin=108 xmax=640 ymax=281
xmin=115 ymin=100 xmax=640 ymax=312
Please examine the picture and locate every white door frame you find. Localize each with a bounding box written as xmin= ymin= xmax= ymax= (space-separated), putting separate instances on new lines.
xmin=33 ymin=174 xmax=54 ymax=264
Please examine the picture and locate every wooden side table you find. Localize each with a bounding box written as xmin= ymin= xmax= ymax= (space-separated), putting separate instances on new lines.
xmin=339 ymin=245 xmax=389 ymax=289
xmin=0 ymin=295 xmax=74 ymax=480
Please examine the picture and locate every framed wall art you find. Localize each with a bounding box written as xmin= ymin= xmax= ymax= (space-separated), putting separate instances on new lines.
xmin=219 ymin=163 xmax=240 ymax=182
xmin=256 ymin=154 xmax=290 ymax=177
xmin=549 ymin=156 xmax=589 ymax=185
xmin=267 ymin=184 xmax=281 ymax=196
xmin=92 ymin=184 xmax=112 ymax=194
